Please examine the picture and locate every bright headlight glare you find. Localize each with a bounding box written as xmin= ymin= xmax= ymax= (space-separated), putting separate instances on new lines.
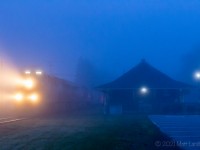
xmin=14 ymin=93 xmax=24 ymax=102
xmin=29 ymin=94 xmax=39 ymax=103
xmin=36 ymin=71 xmax=42 ymax=75
xmin=25 ymin=70 xmax=31 ymax=74
xmin=24 ymin=79 xmax=34 ymax=89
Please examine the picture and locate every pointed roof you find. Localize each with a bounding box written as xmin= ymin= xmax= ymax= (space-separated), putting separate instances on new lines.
xmin=98 ymin=59 xmax=191 ymax=89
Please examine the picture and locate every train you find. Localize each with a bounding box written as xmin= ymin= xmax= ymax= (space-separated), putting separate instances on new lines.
xmin=0 ymin=68 xmax=102 ymax=117
xmin=13 ymin=70 xmax=43 ymax=105
xmin=0 ymin=69 xmax=44 ymax=116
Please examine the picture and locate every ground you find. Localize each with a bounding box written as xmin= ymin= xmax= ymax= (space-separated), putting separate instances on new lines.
xmin=150 ymin=115 xmax=200 ymax=150
xmin=0 ymin=115 xmax=181 ymax=150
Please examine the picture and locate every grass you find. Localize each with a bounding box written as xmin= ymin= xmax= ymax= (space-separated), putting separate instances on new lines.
xmin=0 ymin=115 xmax=181 ymax=150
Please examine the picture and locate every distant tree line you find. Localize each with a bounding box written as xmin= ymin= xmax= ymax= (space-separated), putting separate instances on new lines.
xmin=179 ymin=47 xmax=200 ymax=83
xmin=75 ymin=57 xmax=113 ymax=87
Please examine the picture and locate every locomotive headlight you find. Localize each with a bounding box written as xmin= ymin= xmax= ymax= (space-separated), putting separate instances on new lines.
xmin=14 ymin=93 xmax=24 ymax=102
xmin=24 ymin=79 xmax=34 ymax=89
xmin=25 ymin=70 xmax=31 ymax=75
xmin=28 ymin=93 xmax=39 ymax=103
xmin=36 ymin=71 xmax=42 ymax=75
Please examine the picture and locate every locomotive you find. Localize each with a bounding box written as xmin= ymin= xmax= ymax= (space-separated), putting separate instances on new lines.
xmin=13 ymin=70 xmax=43 ymax=105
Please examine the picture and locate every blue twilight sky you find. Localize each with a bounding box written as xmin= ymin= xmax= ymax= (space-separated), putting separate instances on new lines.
xmin=0 ymin=0 xmax=200 ymax=82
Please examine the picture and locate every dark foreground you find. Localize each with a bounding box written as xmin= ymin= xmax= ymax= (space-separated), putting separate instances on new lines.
xmin=0 ymin=115 xmax=181 ymax=150
xmin=150 ymin=115 xmax=200 ymax=150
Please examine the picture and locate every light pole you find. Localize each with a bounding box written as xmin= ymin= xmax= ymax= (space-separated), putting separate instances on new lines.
xmin=193 ymin=71 xmax=200 ymax=114
xmin=194 ymin=71 xmax=200 ymax=89
xmin=194 ymin=71 xmax=200 ymax=80
xmin=194 ymin=71 xmax=200 ymax=104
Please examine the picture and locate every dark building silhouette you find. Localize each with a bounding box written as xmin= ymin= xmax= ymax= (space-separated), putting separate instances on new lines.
xmin=98 ymin=59 xmax=192 ymax=114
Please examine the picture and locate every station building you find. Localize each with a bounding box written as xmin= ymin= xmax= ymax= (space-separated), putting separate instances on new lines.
xmin=98 ymin=59 xmax=192 ymax=114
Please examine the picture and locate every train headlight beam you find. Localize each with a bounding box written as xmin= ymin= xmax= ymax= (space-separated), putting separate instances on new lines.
xmin=14 ymin=93 xmax=24 ymax=102
xmin=24 ymin=79 xmax=34 ymax=89
xmin=35 ymin=71 xmax=42 ymax=75
xmin=29 ymin=93 xmax=39 ymax=103
xmin=25 ymin=70 xmax=31 ymax=75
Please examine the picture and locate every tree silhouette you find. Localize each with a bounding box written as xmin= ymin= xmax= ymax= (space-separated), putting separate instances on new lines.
xmin=75 ymin=57 xmax=97 ymax=87
xmin=75 ymin=57 xmax=115 ymax=87
xmin=179 ymin=47 xmax=200 ymax=83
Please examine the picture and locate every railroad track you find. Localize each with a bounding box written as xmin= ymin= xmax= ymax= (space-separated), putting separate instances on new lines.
xmin=0 ymin=117 xmax=27 ymax=124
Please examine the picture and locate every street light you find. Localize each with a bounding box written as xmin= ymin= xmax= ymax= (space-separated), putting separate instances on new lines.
xmin=140 ymin=86 xmax=149 ymax=95
xmin=194 ymin=71 xmax=200 ymax=80
xmin=194 ymin=71 xmax=200 ymax=104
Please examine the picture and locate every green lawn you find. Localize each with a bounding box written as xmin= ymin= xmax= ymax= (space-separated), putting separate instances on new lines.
xmin=0 ymin=115 xmax=181 ymax=150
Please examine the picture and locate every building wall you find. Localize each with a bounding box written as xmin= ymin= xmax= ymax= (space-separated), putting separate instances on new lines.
xmin=105 ymin=89 xmax=182 ymax=114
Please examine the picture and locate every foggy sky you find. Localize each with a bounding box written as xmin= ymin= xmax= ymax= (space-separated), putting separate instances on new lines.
xmin=0 ymin=0 xmax=200 ymax=82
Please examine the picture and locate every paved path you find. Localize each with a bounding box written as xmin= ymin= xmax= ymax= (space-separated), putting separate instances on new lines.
xmin=149 ymin=115 xmax=200 ymax=150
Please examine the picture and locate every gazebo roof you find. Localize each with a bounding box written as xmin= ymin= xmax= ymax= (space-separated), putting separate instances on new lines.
xmin=98 ymin=59 xmax=192 ymax=90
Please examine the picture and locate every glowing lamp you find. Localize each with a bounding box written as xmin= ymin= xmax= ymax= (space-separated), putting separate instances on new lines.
xmin=25 ymin=70 xmax=31 ymax=75
xmin=36 ymin=71 xmax=42 ymax=75
xmin=14 ymin=93 xmax=24 ymax=102
xmin=194 ymin=71 xmax=200 ymax=80
xmin=140 ymin=86 xmax=149 ymax=95
xmin=24 ymin=79 xmax=34 ymax=89
xmin=29 ymin=93 xmax=39 ymax=103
